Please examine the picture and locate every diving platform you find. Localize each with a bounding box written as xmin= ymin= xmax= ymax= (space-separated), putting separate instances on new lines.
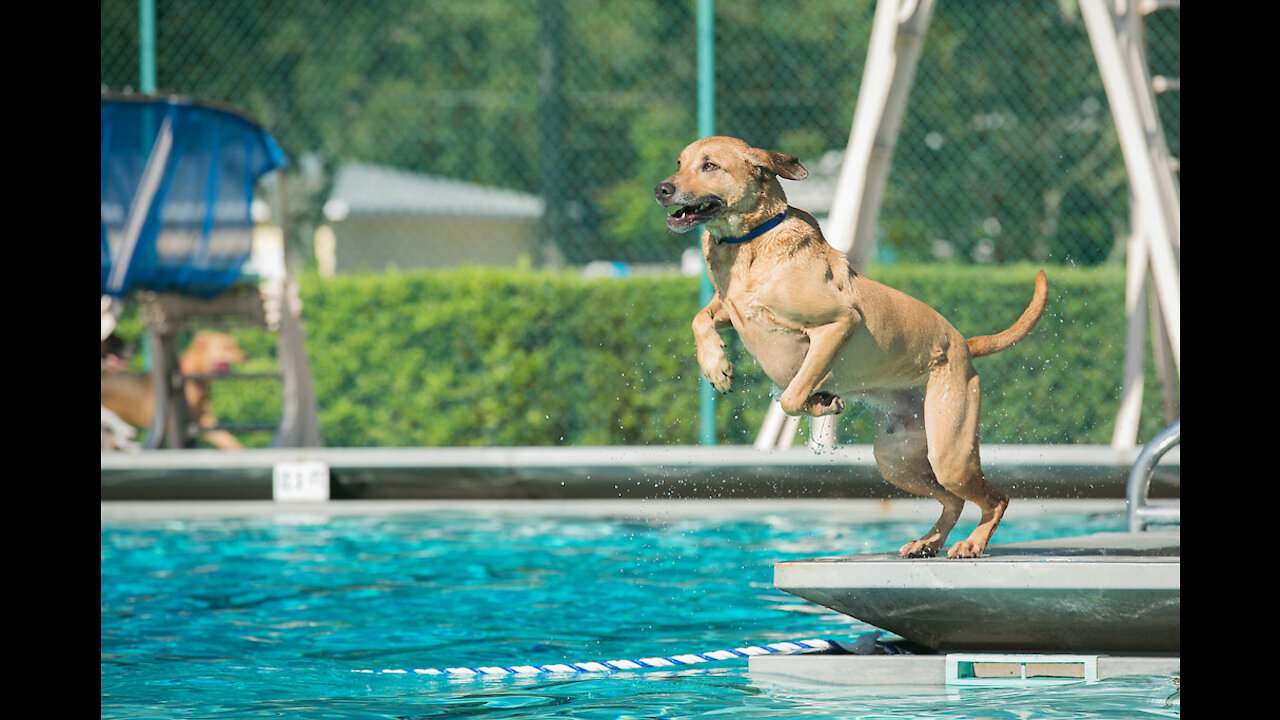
xmin=772 ymin=530 xmax=1178 ymax=653
xmin=753 ymin=424 xmax=1179 ymax=685
xmin=751 ymin=529 xmax=1179 ymax=684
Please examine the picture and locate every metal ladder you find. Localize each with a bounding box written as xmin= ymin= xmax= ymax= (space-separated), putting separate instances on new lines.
xmin=1126 ymin=419 xmax=1180 ymax=531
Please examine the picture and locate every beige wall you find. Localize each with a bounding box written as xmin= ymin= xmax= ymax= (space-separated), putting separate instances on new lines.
xmin=326 ymin=215 xmax=541 ymax=274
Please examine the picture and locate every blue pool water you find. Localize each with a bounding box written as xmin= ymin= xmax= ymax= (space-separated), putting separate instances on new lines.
xmin=101 ymin=504 xmax=1178 ymax=718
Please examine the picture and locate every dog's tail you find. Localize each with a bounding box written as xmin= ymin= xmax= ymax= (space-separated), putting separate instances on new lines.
xmin=967 ymin=270 xmax=1048 ymax=359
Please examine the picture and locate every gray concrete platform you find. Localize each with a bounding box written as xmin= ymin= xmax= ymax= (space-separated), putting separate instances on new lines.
xmin=774 ymin=530 xmax=1179 ymax=654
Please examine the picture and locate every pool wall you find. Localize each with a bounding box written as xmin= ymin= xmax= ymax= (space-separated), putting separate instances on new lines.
xmin=101 ymin=444 xmax=1179 ymax=501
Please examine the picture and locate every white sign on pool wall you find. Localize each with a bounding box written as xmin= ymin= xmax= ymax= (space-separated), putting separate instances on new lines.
xmin=272 ymin=461 xmax=331 ymax=501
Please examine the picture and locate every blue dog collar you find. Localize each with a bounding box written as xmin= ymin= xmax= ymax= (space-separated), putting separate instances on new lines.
xmin=718 ymin=211 xmax=787 ymax=245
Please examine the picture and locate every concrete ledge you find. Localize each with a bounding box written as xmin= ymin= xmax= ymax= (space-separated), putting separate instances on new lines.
xmin=100 ymin=444 xmax=1180 ymax=500
xmin=100 ymin=497 xmax=1133 ymax=522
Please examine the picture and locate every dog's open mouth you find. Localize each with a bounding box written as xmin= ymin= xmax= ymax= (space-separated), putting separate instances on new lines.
xmin=667 ymin=198 xmax=724 ymax=232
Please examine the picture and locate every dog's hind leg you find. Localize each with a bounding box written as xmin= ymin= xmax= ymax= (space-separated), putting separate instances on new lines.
xmin=923 ymin=364 xmax=1009 ymax=559
xmin=871 ymin=390 xmax=966 ymax=558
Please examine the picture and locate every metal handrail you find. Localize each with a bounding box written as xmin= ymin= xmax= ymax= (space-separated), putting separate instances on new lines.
xmin=1126 ymin=419 xmax=1180 ymax=532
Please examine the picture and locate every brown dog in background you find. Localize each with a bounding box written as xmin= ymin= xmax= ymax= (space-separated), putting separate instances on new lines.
xmin=100 ymin=331 xmax=248 ymax=450
xmin=655 ymin=136 xmax=1047 ymax=558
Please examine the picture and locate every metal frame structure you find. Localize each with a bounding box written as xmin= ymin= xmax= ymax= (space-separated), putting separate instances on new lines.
xmin=101 ymin=94 xmax=322 ymax=450
xmin=1083 ymin=0 xmax=1181 ymax=447
xmin=757 ymin=0 xmax=1180 ymax=452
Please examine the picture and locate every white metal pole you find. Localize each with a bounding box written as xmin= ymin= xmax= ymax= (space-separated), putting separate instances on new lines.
xmin=1080 ymin=0 xmax=1180 ymax=372
xmin=1112 ymin=224 xmax=1148 ymax=447
xmin=825 ymin=0 xmax=936 ymax=269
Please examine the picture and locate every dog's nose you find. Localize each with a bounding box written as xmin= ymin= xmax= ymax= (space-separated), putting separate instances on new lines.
xmin=654 ymin=182 xmax=675 ymax=204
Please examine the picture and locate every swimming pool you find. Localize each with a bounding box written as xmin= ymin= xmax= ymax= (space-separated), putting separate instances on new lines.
xmin=101 ymin=500 xmax=1179 ymax=718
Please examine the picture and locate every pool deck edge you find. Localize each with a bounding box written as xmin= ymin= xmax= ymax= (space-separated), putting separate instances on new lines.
xmin=101 ymin=443 xmax=1180 ymax=500
xmin=100 ymin=496 xmax=1142 ymax=522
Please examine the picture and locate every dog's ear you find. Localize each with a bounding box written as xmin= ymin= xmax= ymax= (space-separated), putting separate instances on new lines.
xmin=750 ymin=148 xmax=808 ymax=181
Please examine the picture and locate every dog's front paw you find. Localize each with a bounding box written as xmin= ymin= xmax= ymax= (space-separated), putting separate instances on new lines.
xmin=698 ymin=353 xmax=734 ymax=393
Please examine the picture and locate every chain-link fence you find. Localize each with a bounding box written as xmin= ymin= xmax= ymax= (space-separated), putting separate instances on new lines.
xmin=101 ymin=0 xmax=1178 ymax=272
xmin=101 ymin=1 xmax=1179 ymax=447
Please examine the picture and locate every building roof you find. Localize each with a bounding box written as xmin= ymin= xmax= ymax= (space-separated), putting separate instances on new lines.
xmin=325 ymin=162 xmax=544 ymax=221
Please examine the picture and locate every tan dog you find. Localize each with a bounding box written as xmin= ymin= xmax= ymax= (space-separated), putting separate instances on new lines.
xmin=655 ymin=136 xmax=1047 ymax=558
xmin=100 ymin=331 xmax=248 ymax=450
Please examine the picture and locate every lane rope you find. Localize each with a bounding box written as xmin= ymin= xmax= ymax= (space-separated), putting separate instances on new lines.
xmin=352 ymin=637 xmax=844 ymax=677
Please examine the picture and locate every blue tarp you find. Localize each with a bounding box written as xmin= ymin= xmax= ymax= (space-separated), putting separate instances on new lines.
xmin=100 ymin=96 xmax=286 ymax=299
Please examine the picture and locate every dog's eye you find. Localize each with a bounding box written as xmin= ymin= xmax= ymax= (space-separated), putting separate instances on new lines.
xmin=702 ymin=161 xmax=719 ymax=172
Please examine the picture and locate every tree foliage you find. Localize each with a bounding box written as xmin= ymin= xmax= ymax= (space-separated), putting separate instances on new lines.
xmin=101 ymin=1 xmax=1176 ymax=268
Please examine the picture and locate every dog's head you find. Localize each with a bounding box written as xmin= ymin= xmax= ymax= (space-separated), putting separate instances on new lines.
xmin=102 ymin=332 xmax=131 ymax=374
xmin=181 ymin=331 xmax=248 ymax=375
xmin=654 ymin=136 xmax=808 ymax=235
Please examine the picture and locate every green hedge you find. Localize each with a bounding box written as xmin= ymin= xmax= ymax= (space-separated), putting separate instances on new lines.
xmin=113 ymin=264 xmax=1175 ymax=448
